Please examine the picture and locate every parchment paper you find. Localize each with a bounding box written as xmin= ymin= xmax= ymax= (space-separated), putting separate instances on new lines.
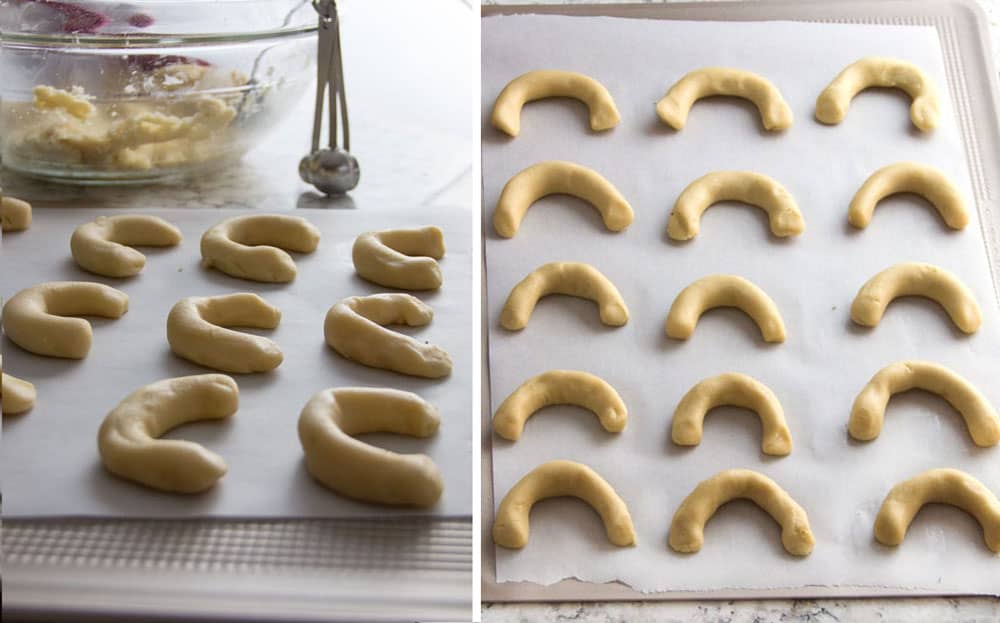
xmin=2 ymin=207 xmax=471 ymax=518
xmin=483 ymin=16 xmax=1000 ymax=594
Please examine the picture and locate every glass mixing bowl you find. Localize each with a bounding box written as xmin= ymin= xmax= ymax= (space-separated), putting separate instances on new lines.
xmin=0 ymin=0 xmax=317 ymax=184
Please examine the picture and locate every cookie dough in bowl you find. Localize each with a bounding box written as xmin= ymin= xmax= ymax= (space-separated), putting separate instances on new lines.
xmin=0 ymin=4 xmax=317 ymax=184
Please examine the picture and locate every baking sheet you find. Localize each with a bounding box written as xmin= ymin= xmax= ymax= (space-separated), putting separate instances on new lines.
xmin=483 ymin=15 xmax=1000 ymax=594
xmin=2 ymin=207 xmax=472 ymax=518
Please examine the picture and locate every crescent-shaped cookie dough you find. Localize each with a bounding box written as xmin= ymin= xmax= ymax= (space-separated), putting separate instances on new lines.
xmin=298 ymin=387 xmax=443 ymax=507
xmin=491 ymin=70 xmax=621 ymax=137
xmin=493 ymin=370 xmax=627 ymax=441
xmin=666 ymin=274 xmax=785 ymax=342
xmin=501 ymin=261 xmax=628 ymax=330
xmin=2 ymin=367 xmax=36 ymax=415
xmin=668 ymin=170 xmax=804 ymax=240
xmin=167 ymin=293 xmax=283 ymax=373
xmin=2 ymin=281 xmax=129 ymax=359
xmin=324 ymin=293 xmax=452 ymax=378
xmin=493 ymin=459 xmax=636 ymax=549
xmin=874 ymin=468 xmax=1000 ymax=552
xmin=201 ymin=214 xmax=321 ymax=283
xmin=672 ymin=373 xmax=792 ymax=456
xmin=493 ymin=161 xmax=633 ymax=238
xmin=656 ymin=67 xmax=793 ymax=131
xmin=70 ymin=215 xmax=182 ymax=278
xmin=97 ymin=374 xmax=238 ymax=493
xmin=352 ymin=226 xmax=445 ymax=290
xmin=850 ymin=262 xmax=981 ymax=334
xmin=669 ymin=469 xmax=814 ymax=556
xmin=848 ymin=162 xmax=968 ymax=230
xmin=1 ymin=195 xmax=32 ymax=232
xmin=815 ymin=57 xmax=940 ymax=132
xmin=849 ymin=360 xmax=1000 ymax=447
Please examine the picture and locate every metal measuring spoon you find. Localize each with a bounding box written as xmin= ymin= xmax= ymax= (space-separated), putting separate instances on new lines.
xmin=299 ymin=0 xmax=359 ymax=195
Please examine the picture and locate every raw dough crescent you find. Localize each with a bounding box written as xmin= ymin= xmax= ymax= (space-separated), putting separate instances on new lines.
xmin=493 ymin=459 xmax=636 ymax=549
xmin=2 ymin=367 xmax=36 ymax=415
xmin=1 ymin=196 xmax=32 ymax=232
xmin=491 ymin=70 xmax=621 ymax=137
xmin=493 ymin=160 xmax=634 ymax=238
xmin=167 ymin=293 xmax=283 ymax=373
xmin=669 ymin=469 xmax=814 ymax=556
xmin=298 ymin=387 xmax=443 ymax=507
xmin=71 ymin=214 xmax=183 ymax=278
xmin=672 ymin=373 xmax=792 ymax=456
xmin=352 ymin=226 xmax=445 ymax=290
xmin=2 ymin=281 xmax=129 ymax=359
xmin=97 ymin=374 xmax=238 ymax=493
xmin=668 ymin=170 xmax=804 ymax=240
xmin=849 ymin=360 xmax=1000 ymax=447
xmin=493 ymin=369 xmax=627 ymax=441
xmin=324 ymin=293 xmax=452 ymax=379
xmin=201 ymin=214 xmax=321 ymax=283
xmin=665 ymin=274 xmax=785 ymax=343
xmin=656 ymin=67 xmax=793 ymax=131
xmin=848 ymin=162 xmax=968 ymax=230
xmin=815 ymin=57 xmax=940 ymax=131
xmin=850 ymin=262 xmax=981 ymax=334
xmin=500 ymin=261 xmax=628 ymax=330
xmin=874 ymin=468 xmax=1000 ymax=552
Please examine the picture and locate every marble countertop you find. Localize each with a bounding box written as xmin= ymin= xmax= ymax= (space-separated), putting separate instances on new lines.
xmin=484 ymin=598 xmax=1000 ymax=622
xmin=482 ymin=1 xmax=1000 ymax=621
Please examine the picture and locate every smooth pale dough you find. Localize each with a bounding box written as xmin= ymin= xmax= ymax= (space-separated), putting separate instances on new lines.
xmin=656 ymin=67 xmax=793 ymax=131
xmin=201 ymin=214 xmax=321 ymax=283
xmin=668 ymin=170 xmax=804 ymax=240
xmin=849 ymin=360 xmax=1000 ymax=447
xmin=848 ymin=162 xmax=968 ymax=230
xmin=298 ymin=387 xmax=443 ymax=507
xmin=669 ymin=469 xmax=814 ymax=556
xmin=2 ymin=359 xmax=36 ymax=415
xmin=493 ymin=160 xmax=634 ymax=238
xmin=815 ymin=57 xmax=940 ymax=131
xmin=167 ymin=293 xmax=283 ymax=373
xmin=850 ymin=262 xmax=981 ymax=334
xmin=665 ymin=274 xmax=786 ymax=343
xmin=2 ymin=281 xmax=129 ymax=359
xmin=71 ymin=214 xmax=182 ymax=278
xmin=493 ymin=459 xmax=636 ymax=549
xmin=501 ymin=261 xmax=628 ymax=330
xmin=97 ymin=374 xmax=238 ymax=493
xmin=672 ymin=372 xmax=792 ymax=456
xmin=352 ymin=226 xmax=445 ymax=290
xmin=874 ymin=468 xmax=1000 ymax=552
xmin=493 ymin=369 xmax=627 ymax=441
xmin=324 ymin=293 xmax=452 ymax=379
xmin=1 ymin=196 xmax=32 ymax=232
xmin=491 ymin=69 xmax=620 ymax=137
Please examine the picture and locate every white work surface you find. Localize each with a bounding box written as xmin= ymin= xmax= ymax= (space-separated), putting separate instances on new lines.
xmin=482 ymin=14 xmax=1000 ymax=595
xmin=2 ymin=208 xmax=472 ymax=518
